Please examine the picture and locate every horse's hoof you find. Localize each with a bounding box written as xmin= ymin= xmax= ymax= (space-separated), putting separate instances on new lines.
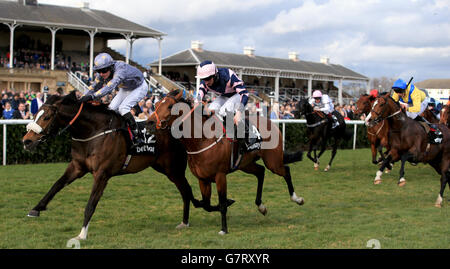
xmin=385 ymin=169 xmax=390 ymax=174
xmin=227 ymin=199 xmax=235 ymax=207
xmin=218 ymin=230 xmax=227 ymax=235
xmin=324 ymin=165 xmax=330 ymax=172
xmin=176 ymin=222 xmax=190 ymax=229
xmin=257 ymin=204 xmax=267 ymax=215
xmin=434 ymin=203 xmax=442 ymax=208
xmin=374 ymin=179 xmax=382 ymax=185
xmin=27 ymin=210 xmax=40 ymax=217
xmin=398 ymin=178 xmax=406 ymax=187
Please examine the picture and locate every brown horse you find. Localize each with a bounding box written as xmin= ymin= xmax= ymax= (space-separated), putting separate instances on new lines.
xmin=355 ymin=93 xmax=391 ymax=166
xmin=439 ymin=104 xmax=450 ymax=127
xmin=367 ymin=95 xmax=450 ymax=207
xmin=22 ymin=91 xmax=200 ymax=240
xmin=149 ymin=90 xmax=305 ymax=234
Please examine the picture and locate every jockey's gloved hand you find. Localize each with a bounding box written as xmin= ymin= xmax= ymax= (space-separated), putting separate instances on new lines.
xmin=80 ymin=94 xmax=94 ymax=103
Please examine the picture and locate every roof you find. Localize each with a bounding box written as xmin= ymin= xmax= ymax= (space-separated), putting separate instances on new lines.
xmin=150 ymin=48 xmax=369 ymax=81
xmin=415 ymin=79 xmax=450 ymax=89
xmin=0 ymin=0 xmax=165 ymax=38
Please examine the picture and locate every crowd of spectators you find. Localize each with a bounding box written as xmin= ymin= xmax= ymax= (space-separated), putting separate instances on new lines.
xmin=0 ymin=88 xmax=63 ymax=120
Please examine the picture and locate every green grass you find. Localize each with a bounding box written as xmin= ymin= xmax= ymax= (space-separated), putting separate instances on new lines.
xmin=0 ymin=148 xmax=449 ymax=249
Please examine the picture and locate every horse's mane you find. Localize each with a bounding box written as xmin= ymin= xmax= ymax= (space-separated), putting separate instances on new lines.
xmin=169 ymin=89 xmax=195 ymax=108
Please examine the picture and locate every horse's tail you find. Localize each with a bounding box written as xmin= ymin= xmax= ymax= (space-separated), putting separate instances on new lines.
xmin=283 ymin=150 xmax=303 ymax=164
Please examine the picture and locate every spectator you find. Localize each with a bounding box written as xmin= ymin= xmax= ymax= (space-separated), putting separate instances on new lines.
xmin=2 ymin=102 xmax=14 ymax=119
xmin=30 ymin=92 xmax=44 ymax=115
xmin=13 ymin=103 xmax=30 ymax=119
xmin=270 ymin=102 xmax=280 ymax=119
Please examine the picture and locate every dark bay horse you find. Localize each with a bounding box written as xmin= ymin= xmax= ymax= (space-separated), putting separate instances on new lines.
xmin=149 ymin=90 xmax=305 ymax=234
xmin=295 ymin=97 xmax=350 ymax=172
xmin=367 ymin=95 xmax=450 ymax=207
xmin=22 ymin=91 xmax=200 ymax=240
xmin=355 ymin=93 xmax=391 ymax=166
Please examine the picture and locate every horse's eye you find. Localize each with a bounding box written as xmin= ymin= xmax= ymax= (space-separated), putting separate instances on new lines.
xmin=44 ymin=116 xmax=51 ymax=120
xmin=168 ymin=104 xmax=173 ymax=109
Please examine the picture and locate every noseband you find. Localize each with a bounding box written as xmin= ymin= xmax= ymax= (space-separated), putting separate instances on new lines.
xmin=26 ymin=102 xmax=84 ymax=142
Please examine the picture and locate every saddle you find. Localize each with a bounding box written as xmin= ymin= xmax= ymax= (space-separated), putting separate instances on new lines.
xmin=125 ymin=118 xmax=157 ymax=155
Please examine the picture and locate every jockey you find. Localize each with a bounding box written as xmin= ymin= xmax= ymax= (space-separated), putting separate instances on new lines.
xmin=427 ymin=98 xmax=440 ymax=120
xmin=309 ymin=90 xmax=339 ymax=128
xmin=391 ymin=78 xmax=442 ymax=144
xmin=80 ymin=52 xmax=148 ymax=147
xmin=196 ymin=60 xmax=260 ymax=152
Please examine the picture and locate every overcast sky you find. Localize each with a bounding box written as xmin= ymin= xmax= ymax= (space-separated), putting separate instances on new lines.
xmin=39 ymin=0 xmax=450 ymax=83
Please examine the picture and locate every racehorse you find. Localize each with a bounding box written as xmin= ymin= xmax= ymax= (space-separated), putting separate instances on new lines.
xmin=22 ymin=91 xmax=200 ymax=240
xmin=355 ymin=93 xmax=391 ymax=166
xmin=366 ymin=95 xmax=450 ymax=207
xmin=439 ymin=104 xmax=450 ymax=127
xmin=295 ymin=97 xmax=349 ymax=172
xmin=149 ymin=90 xmax=305 ymax=234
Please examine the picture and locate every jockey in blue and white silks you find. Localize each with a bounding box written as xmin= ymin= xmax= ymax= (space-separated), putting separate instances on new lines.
xmin=80 ymin=52 xmax=148 ymax=147
xmin=196 ymin=60 xmax=260 ymax=151
xmin=196 ymin=60 xmax=249 ymax=124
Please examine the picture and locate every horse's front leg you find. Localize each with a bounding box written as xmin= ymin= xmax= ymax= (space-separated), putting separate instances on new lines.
xmin=436 ymin=160 xmax=450 ymax=208
xmin=73 ymin=170 xmax=110 ymax=241
xmin=28 ymin=161 xmax=87 ymax=217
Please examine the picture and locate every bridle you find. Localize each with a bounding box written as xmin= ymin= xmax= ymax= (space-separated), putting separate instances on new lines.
xmin=369 ymin=97 xmax=402 ymax=126
xmin=26 ymin=102 xmax=84 ymax=142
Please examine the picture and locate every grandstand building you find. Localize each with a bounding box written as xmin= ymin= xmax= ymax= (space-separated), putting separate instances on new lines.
xmin=0 ymin=0 xmax=165 ymax=93
xmin=415 ymin=79 xmax=450 ymax=104
xmin=149 ymin=41 xmax=370 ymax=105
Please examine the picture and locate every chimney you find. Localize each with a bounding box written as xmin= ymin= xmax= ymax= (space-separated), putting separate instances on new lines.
xmin=288 ymin=51 xmax=299 ymax=62
xmin=81 ymin=1 xmax=90 ymax=9
xmin=320 ymin=56 xmax=330 ymax=65
xmin=191 ymin=40 xmax=203 ymax=51
xmin=243 ymin=46 xmax=255 ymax=57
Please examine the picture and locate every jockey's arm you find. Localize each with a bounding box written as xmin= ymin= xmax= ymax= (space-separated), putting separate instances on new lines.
xmin=391 ymin=92 xmax=400 ymax=102
xmin=93 ymin=73 xmax=124 ymax=99
xmin=84 ymin=75 xmax=103 ymax=96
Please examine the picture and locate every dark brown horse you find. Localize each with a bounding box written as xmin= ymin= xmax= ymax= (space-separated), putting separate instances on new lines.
xmin=355 ymin=93 xmax=391 ymax=166
xmin=439 ymin=104 xmax=450 ymax=127
xmin=149 ymin=90 xmax=305 ymax=234
xmin=22 ymin=91 xmax=200 ymax=240
xmin=367 ymin=95 xmax=450 ymax=207
xmin=295 ymin=97 xmax=350 ymax=172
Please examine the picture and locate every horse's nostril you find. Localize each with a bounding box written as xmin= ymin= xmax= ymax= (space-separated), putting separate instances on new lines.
xmin=23 ymin=139 xmax=32 ymax=146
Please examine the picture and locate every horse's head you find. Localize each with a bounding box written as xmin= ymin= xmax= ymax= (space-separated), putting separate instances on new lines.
xmin=22 ymin=91 xmax=80 ymax=150
xmin=355 ymin=94 xmax=375 ymax=117
xmin=366 ymin=94 xmax=399 ymax=127
xmin=295 ymin=97 xmax=312 ymax=118
xmin=149 ymin=89 xmax=187 ymax=129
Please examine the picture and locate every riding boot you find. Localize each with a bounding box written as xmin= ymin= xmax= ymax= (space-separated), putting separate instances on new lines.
xmin=123 ymin=112 xmax=144 ymax=148
xmin=415 ymin=116 xmax=442 ymax=144
xmin=328 ymin=113 xmax=339 ymax=129
xmin=237 ymin=117 xmax=261 ymax=153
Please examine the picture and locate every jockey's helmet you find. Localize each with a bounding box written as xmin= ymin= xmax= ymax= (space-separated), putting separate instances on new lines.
xmin=312 ymin=90 xmax=323 ymax=98
xmin=93 ymin=53 xmax=115 ymax=71
xmin=392 ymin=79 xmax=407 ymax=93
xmin=196 ymin=60 xmax=218 ymax=80
xmin=369 ymin=89 xmax=378 ymax=97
